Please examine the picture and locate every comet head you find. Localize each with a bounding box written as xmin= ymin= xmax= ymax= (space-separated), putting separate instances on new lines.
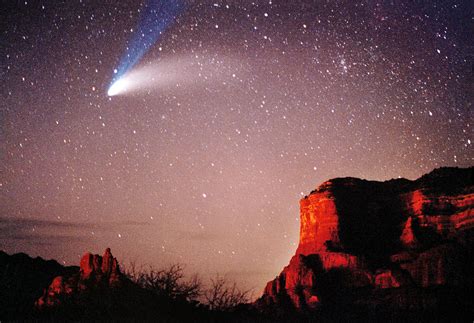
xmin=108 ymin=77 xmax=129 ymax=96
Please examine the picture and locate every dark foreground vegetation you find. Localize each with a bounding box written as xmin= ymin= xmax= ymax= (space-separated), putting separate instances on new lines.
xmin=2 ymin=249 xmax=473 ymax=322
xmin=0 ymin=250 xmax=264 ymax=322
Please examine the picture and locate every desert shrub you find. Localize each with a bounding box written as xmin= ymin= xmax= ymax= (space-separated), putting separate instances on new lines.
xmin=203 ymin=275 xmax=251 ymax=311
xmin=125 ymin=262 xmax=201 ymax=302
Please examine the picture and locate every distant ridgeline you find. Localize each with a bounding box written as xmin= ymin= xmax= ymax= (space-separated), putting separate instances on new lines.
xmin=0 ymin=251 xmax=77 ymax=319
xmin=0 ymin=248 xmax=260 ymax=321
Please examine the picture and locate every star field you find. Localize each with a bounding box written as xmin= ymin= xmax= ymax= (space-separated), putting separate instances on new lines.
xmin=1 ymin=0 xmax=472 ymax=291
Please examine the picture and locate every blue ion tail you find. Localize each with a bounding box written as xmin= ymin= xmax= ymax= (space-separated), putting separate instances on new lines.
xmin=108 ymin=0 xmax=186 ymax=95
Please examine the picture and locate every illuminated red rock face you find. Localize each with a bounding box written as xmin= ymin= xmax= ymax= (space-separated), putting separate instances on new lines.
xmin=35 ymin=276 xmax=76 ymax=308
xmin=401 ymin=189 xmax=474 ymax=242
xmin=258 ymin=167 xmax=473 ymax=311
xmin=297 ymin=190 xmax=340 ymax=255
xmin=78 ymin=248 xmax=121 ymax=286
xmin=36 ymin=248 xmax=124 ymax=309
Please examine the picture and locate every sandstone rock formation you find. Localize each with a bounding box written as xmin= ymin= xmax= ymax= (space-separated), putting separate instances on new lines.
xmin=258 ymin=167 xmax=473 ymax=316
xmin=36 ymin=248 xmax=125 ymax=309
xmin=0 ymin=251 xmax=78 ymax=319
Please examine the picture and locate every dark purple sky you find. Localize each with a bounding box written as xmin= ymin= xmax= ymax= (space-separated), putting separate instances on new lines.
xmin=1 ymin=0 xmax=472 ymax=292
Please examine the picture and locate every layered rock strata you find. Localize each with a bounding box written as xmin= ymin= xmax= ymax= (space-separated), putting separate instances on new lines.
xmin=258 ymin=167 xmax=473 ymax=312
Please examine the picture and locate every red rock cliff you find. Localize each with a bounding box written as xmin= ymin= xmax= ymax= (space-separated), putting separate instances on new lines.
xmin=36 ymin=248 xmax=125 ymax=309
xmin=258 ymin=167 xmax=473 ymax=312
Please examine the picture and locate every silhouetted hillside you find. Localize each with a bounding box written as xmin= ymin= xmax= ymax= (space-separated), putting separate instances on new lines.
xmin=0 ymin=251 xmax=77 ymax=319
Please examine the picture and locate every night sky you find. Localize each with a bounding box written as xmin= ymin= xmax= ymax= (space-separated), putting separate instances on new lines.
xmin=1 ymin=0 xmax=473 ymax=292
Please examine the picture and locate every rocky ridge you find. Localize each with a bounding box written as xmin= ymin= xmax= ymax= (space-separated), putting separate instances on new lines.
xmin=36 ymin=248 xmax=125 ymax=308
xmin=258 ymin=167 xmax=473 ymax=316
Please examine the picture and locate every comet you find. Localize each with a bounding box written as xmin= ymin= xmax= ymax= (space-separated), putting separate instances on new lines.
xmin=108 ymin=0 xmax=185 ymax=96
xmin=107 ymin=77 xmax=131 ymax=96
xmin=106 ymin=54 xmax=247 ymax=97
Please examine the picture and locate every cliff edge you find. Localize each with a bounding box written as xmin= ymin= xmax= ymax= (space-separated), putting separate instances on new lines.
xmin=258 ymin=167 xmax=473 ymax=317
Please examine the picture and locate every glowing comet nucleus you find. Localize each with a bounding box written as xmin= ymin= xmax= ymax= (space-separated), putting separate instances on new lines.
xmin=107 ymin=77 xmax=130 ymax=96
